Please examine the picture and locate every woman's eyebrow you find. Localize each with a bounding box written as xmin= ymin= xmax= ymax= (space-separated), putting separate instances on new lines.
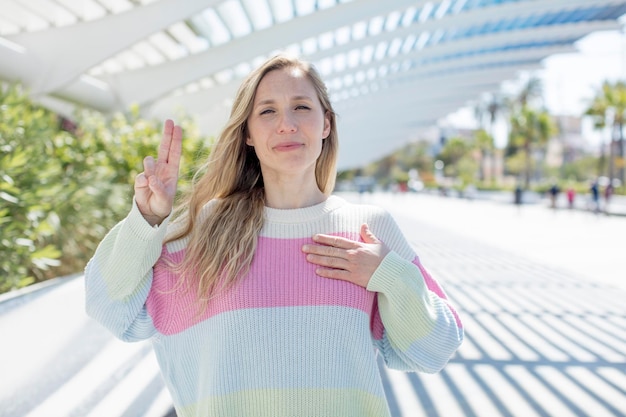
xmin=291 ymin=95 xmax=315 ymax=101
xmin=255 ymin=95 xmax=315 ymax=107
xmin=254 ymin=98 xmax=274 ymax=107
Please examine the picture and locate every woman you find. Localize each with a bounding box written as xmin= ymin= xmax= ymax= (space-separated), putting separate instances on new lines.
xmin=85 ymin=54 xmax=463 ymax=417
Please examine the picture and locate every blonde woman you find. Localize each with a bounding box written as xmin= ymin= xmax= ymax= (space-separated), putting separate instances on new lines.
xmin=85 ymin=54 xmax=463 ymax=417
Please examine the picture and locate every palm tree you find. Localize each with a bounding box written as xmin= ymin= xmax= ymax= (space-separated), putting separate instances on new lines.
xmin=474 ymin=92 xmax=508 ymax=183
xmin=585 ymin=81 xmax=626 ymax=185
xmin=516 ymin=76 xmax=543 ymax=109
xmin=509 ymin=106 xmax=557 ymax=189
xmin=438 ymin=137 xmax=470 ymax=178
xmin=473 ymin=129 xmax=495 ymax=183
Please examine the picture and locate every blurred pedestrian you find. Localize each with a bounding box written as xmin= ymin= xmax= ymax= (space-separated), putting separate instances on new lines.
xmin=604 ymin=182 xmax=614 ymax=214
xmin=514 ymin=184 xmax=523 ymax=206
xmin=83 ymin=54 xmax=463 ymax=417
xmin=549 ymin=182 xmax=560 ymax=209
xmin=590 ymin=179 xmax=600 ymax=213
xmin=566 ymin=186 xmax=576 ymax=209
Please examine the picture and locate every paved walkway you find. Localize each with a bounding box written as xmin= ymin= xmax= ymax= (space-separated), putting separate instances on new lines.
xmin=0 ymin=192 xmax=624 ymax=417
xmin=362 ymin=191 xmax=626 ymax=291
xmin=352 ymin=192 xmax=626 ymax=417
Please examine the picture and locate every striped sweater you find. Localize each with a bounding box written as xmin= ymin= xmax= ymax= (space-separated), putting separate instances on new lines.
xmin=85 ymin=195 xmax=463 ymax=417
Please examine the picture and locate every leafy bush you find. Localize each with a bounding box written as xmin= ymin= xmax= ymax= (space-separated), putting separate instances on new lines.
xmin=0 ymin=84 xmax=210 ymax=293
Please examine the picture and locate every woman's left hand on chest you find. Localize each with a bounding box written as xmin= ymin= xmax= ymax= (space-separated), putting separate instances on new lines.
xmin=302 ymin=223 xmax=390 ymax=288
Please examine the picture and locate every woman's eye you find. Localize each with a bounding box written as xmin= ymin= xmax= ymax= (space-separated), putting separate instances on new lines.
xmin=295 ymin=105 xmax=310 ymax=110
xmin=260 ymin=109 xmax=274 ymax=115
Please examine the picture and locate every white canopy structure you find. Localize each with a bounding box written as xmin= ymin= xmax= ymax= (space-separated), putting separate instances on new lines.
xmin=1 ymin=0 xmax=625 ymax=169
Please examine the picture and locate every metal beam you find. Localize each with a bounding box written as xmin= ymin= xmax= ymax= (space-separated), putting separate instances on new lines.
xmin=99 ymin=0 xmax=420 ymax=108
xmin=142 ymin=20 xmax=614 ymax=122
xmin=5 ymin=0 xmax=223 ymax=94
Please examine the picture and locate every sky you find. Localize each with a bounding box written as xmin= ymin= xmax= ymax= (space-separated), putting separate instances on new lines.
xmin=541 ymin=29 xmax=625 ymax=116
xmin=445 ymin=29 xmax=626 ymax=149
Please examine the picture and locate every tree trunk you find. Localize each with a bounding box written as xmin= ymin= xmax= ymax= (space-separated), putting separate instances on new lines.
xmin=524 ymin=143 xmax=531 ymax=190
xmin=479 ymin=150 xmax=486 ymax=182
xmin=608 ymin=130 xmax=616 ymax=182
xmin=618 ymin=121 xmax=625 ymax=186
xmin=492 ymin=150 xmax=498 ymax=185
xmin=598 ymin=142 xmax=606 ymax=177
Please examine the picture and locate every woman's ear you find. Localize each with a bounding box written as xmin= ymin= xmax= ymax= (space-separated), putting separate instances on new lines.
xmin=246 ymin=136 xmax=254 ymax=146
xmin=323 ymin=111 xmax=331 ymax=139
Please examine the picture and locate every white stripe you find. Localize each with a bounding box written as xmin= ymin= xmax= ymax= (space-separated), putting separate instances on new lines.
xmin=498 ymin=315 xmax=569 ymax=361
xmin=455 ymin=337 xmax=483 ymax=360
xmin=461 ymin=314 xmax=511 ymax=360
xmin=384 ymin=368 xmax=426 ymax=417
xmin=474 ymin=365 xmax=541 ymax=417
xmin=475 ymin=313 xmax=539 ymax=361
xmin=566 ymin=367 xmax=626 ymax=412
xmin=520 ymin=315 xmax=596 ymax=362
xmin=85 ymin=351 xmax=160 ymax=417
xmin=420 ymin=371 xmax=465 ymax=416
xmin=597 ymin=367 xmax=626 ymax=392
xmin=573 ymin=316 xmax=626 ymax=354
xmin=24 ymin=339 xmax=148 ymax=417
xmin=537 ymin=366 xmax=616 ymax=417
xmin=143 ymin=386 xmax=175 ymax=417
xmin=446 ymin=363 xmax=504 ymax=416
xmin=543 ymin=315 xmax=626 ymax=362
xmin=506 ymin=365 xmax=578 ymax=417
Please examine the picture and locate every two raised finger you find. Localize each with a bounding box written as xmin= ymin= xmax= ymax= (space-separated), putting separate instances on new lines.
xmin=158 ymin=119 xmax=183 ymax=170
xmin=143 ymin=156 xmax=156 ymax=177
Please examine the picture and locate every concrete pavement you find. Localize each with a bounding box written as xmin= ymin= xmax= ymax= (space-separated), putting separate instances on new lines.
xmin=346 ymin=192 xmax=626 ymax=417
xmin=354 ymin=191 xmax=626 ymax=291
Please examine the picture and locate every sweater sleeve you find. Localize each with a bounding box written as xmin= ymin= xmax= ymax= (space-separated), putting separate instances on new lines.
xmin=366 ymin=213 xmax=463 ymax=373
xmin=84 ymin=199 xmax=170 ymax=342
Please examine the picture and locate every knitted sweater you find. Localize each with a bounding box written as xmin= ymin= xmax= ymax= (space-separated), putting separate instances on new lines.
xmin=85 ymin=195 xmax=463 ymax=417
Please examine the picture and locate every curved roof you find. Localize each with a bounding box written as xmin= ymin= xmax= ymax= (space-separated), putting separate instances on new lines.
xmin=1 ymin=0 xmax=625 ymax=169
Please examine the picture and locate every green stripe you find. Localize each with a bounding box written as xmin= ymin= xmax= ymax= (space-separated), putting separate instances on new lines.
xmin=176 ymin=388 xmax=390 ymax=417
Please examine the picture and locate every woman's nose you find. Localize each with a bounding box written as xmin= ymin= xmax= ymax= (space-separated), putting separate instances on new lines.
xmin=277 ymin=112 xmax=297 ymax=134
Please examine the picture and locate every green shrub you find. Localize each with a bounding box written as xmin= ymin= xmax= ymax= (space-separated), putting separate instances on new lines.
xmin=0 ymin=84 xmax=210 ymax=293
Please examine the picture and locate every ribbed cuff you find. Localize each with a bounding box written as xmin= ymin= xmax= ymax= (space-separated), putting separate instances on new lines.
xmin=126 ymin=198 xmax=171 ymax=242
xmin=367 ymin=251 xmax=416 ymax=294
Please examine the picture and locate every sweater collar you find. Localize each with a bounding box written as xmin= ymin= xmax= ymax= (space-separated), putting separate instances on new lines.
xmin=263 ymin=195 xmax=346 ymax=224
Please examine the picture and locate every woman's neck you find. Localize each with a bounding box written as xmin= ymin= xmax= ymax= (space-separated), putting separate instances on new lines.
xmin=262 ymin=178 xmax=326 ymax=209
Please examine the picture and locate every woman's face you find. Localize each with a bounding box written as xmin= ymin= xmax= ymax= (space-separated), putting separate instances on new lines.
xmin=246 ymin=67 xmax=331 ymax=182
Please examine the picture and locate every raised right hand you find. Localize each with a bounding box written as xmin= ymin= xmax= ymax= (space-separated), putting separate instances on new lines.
xmin=134 ymin=119 xmax=182 ymax=226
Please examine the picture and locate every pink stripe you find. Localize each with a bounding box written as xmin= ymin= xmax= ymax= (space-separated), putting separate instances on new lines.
xmin=147 ymin=235 xmax=377 ymax=335
xmin=416 ymin=260 xmax=463 ymax=329
xmin=370 ymin=295 xmax=384 ymax=340
xmin=416 ymin=261 xmax=447 ymax=299
xmin=367 ymin=257 xmax=463 ymax=341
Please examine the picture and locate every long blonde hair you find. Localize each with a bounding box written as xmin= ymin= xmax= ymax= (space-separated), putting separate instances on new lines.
xmin=166 ymin=54 xmax=339 ymax=302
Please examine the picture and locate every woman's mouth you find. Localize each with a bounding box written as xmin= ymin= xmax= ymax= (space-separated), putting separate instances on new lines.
xmin=274 ymin=142 xmax=303 ymax=151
